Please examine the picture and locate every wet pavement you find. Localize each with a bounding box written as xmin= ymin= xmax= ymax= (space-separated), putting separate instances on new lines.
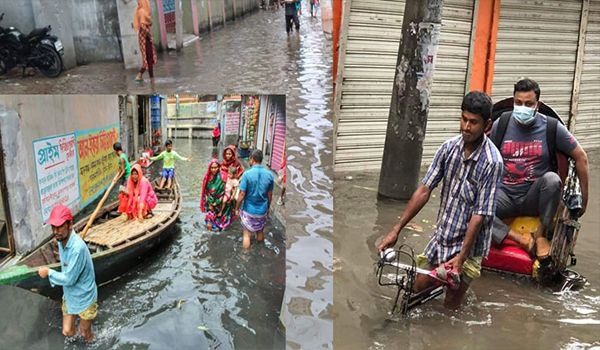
xmin=0 ymin=139 xmax=286 ymax=349
xmin=333 ymin=151 xmax=600 ymax=350
xmin=1 ymin=6 xmax=334 ymax=350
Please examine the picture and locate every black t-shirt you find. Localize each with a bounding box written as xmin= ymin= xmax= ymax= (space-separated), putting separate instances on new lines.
xmin=284 ymin=1 xmax=298 ymax=15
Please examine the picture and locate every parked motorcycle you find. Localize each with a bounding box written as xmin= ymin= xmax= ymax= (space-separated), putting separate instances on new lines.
xmin=0 ymin=12 xmax=64 ymax=78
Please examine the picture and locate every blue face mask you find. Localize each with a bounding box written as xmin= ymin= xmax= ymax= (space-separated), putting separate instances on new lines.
xmin=513 ymin=105 xmax=536 ymax=125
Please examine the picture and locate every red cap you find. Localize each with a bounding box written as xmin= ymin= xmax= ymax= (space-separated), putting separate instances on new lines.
xmin=46 ymin=205 xmax=73 ymax=227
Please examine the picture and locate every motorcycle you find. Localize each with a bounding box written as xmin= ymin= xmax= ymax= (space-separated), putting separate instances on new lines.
xmin=0 ymin=12 xmax=64 ymax=78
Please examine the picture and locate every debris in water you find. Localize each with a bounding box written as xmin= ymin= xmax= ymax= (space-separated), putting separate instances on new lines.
xmin=405 ymin=223 xmax=424 ymax=232
xmin=422 ymin=219 xmax=430 ymax=224
xmin=198 ymin=326 xmax=210 ymax=330
xmin=345 ymin=176 xmax=353 ymax=180
xmin=178 ymin=299 xmax=185 ymax=309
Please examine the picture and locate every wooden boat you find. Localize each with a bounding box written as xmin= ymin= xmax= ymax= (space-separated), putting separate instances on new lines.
xmin=0 ymin=179 xmax=181 ymax=300
xmin=481 ymin=98 xmax=585 ymax=290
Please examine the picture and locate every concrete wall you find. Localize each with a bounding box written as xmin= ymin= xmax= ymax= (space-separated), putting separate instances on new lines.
xmin=224 ymin=0 xmax=234 ymax=22
xmin=195 ymin=0 xmax=211 ymax=35
xmin=68 ymin=0 xmax=123 ymax=64
xmin=116 ymin=0 xmax=141 ymax=69
xmin=30 ymin=0 xmax=77 ymax=70
xmin=0 ymin=0 xmax=35 ymax=34
xmin=0 ymin=95 xmax=119 ymax=255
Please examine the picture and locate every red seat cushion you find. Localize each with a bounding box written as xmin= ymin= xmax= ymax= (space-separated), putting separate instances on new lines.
xmin=483 ymin=242 xmax=534 ymax=275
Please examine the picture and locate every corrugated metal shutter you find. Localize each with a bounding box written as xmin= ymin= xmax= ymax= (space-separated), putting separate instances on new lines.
xmin=491 ymin=0 xmax=582 ymax=120
xmin=270 ymin=101 xmax=285 ymax=172
xmin=574 ymin=0 xmax=600 ymax=149
xmin=335 ymin=0 xmax=475 ymax=172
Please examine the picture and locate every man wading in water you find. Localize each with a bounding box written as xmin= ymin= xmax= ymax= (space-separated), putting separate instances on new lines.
xmin=379 ymin=91 xmax=504 ymax=309
xmin=236 ymin=149 xmax=274 ymax=249
xmin=38 ymin=205 xmax=98 ymax=341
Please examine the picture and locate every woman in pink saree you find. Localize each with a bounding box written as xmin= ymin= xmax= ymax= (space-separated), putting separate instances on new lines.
xmin=126 ymin=164 xmax=158 ymax=223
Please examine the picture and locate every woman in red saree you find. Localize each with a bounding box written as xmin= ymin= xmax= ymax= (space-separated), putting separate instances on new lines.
xmin=220 ymin=145 xmax=244 ymax=181
xmin=126 ymin=164 xmax=158 ymax=223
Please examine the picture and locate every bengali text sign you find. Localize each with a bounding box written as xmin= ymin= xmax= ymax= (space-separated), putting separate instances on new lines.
xmin=225 ymin=112 xmax=240 ymax=135
xmin=76 ymin=124 xmax=120 ymax=207
xmin=33 ymin=134 xmax=80 ymax=223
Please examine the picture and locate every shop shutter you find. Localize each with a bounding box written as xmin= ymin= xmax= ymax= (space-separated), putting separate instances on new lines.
xmin=335 ymin=0 xmax=476 ymax=171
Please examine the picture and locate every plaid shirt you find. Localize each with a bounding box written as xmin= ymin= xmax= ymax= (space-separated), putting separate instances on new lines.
xmin=422 ymin=135 xmax=503 ymax=264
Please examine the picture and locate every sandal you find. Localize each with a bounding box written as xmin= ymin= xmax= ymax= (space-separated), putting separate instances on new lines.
xmin=535 ymin=236 xmax=551 ymax=259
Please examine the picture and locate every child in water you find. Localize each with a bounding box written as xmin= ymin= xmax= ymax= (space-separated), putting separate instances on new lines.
xmin=219 ymin=166 xmax=240 ymax=217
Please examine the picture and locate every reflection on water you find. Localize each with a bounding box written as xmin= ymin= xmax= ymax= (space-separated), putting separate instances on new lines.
xmin=0 ymin=139 xmax=285 ymax=349
xmin=334 ymin=153 xmax=600 ymax=350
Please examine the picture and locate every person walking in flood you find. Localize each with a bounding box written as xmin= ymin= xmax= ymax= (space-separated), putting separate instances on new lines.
xmin=236 ymin=150 xmax=274 ymax=249
xmin=378 ymin=91 xmax=504 ymax=309
xmin=201 ymin=159 xmax=226 ymax=231
xmin=281 ymin=0 xmax=300 ymax=37
xmin=220 ymin=145 xmax=244 ymax=181
xmin=147 ymin=140 xmax=193 ymax=189
xmin=37 ymin=205 xmax=98 ymax=342
xmin=126 ymin=164 xmax=158 ymax=223
xmin=212 ymin=123 xmax=221 ymax=147
xmin=134 ymin=0 xmax=158 ymax=84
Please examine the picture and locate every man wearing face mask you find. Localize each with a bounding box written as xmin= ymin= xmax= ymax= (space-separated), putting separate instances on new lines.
xmin=489 ymin=78 xmax=589 ymax=262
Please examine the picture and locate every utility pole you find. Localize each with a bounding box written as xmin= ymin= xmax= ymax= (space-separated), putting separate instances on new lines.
xmin=378 ymin=0 xmax=444 ymax=200
xmin=175 ymin=0 xmax=183 ymax=51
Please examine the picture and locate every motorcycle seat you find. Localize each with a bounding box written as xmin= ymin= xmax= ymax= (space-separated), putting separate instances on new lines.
xmin=24 ymin=26 xmax=50 ymax=42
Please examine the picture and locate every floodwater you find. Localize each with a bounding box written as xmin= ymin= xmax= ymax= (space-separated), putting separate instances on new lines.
xmin=333 ymin=152 xmax=600 ymax=350
xmin=1 ymin=7 xmax=334 ymax=349
xmin=0 ymin=7 xmax=331 ymax=95
xmin=0 ymin=139 xmax=286 ymax=349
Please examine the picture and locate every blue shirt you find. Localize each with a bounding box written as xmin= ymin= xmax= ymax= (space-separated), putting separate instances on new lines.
xmin=422 ymin=135 xmax=504 ymax=264
xmin=239 ymin=165 xmax=275 ymax=215
xmin=48 ymin=230 xmax=97 ymax=314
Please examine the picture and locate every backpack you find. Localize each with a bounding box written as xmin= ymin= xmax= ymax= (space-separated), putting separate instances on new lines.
xmin=489 ymin=98 xmax=565 ymax=174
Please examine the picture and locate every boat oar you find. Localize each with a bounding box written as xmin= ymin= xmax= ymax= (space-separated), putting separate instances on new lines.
xmin=80 ymin=174 xmax=120 ymax=239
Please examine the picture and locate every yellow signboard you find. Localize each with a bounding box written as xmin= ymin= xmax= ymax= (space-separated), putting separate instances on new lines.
xmin=76 ymin=124 xmax=120 ymax=207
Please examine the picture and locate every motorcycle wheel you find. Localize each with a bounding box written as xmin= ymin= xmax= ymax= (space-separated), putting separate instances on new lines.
xmin=35 ymin=44 xmax=63 ymax=78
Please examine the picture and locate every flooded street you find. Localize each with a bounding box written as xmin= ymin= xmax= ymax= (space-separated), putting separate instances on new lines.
xmin=0 ymin=139 xmax=286 ymax=349
xmin=333 ymin=152 xmax=600 ymax=350
xmin=0 ymin=7 xmax=334 ymax=349
xmin=0 ymin=9 xmax=330 ymax=95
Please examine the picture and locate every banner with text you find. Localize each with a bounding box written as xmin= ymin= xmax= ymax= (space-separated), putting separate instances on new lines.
xmin=75 ymin=124 xmax=120 ymax=207
xmin=33 ymin=133 xmax=80 ymax=223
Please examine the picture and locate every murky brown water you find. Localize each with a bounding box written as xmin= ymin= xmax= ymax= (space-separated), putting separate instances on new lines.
xmin=1 ymin=7 xmax=333 ymax=349
xmin=334 ymin=151 xmax=600 ymax=350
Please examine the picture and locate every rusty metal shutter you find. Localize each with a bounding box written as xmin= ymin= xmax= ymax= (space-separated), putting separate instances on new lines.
xmin=574 ymin=0 xmax=600 ymax=149
xmin=335 ymin=0 xmax=476 ymax=172
xmin=491 ymin=0 xmax=582 ymax=120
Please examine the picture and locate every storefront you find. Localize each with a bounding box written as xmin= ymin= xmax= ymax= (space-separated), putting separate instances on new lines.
xmin=334 ymin=0 xmax=476 ymax=171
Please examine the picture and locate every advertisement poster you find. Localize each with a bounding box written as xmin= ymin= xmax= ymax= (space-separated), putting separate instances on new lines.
xmin=225 ymin=112 xmax=240 ymax=135
xmin=33 ymin=133 xmax=80 ymax=223
xmin=75 ymin=124 xmax=120 ymax=207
